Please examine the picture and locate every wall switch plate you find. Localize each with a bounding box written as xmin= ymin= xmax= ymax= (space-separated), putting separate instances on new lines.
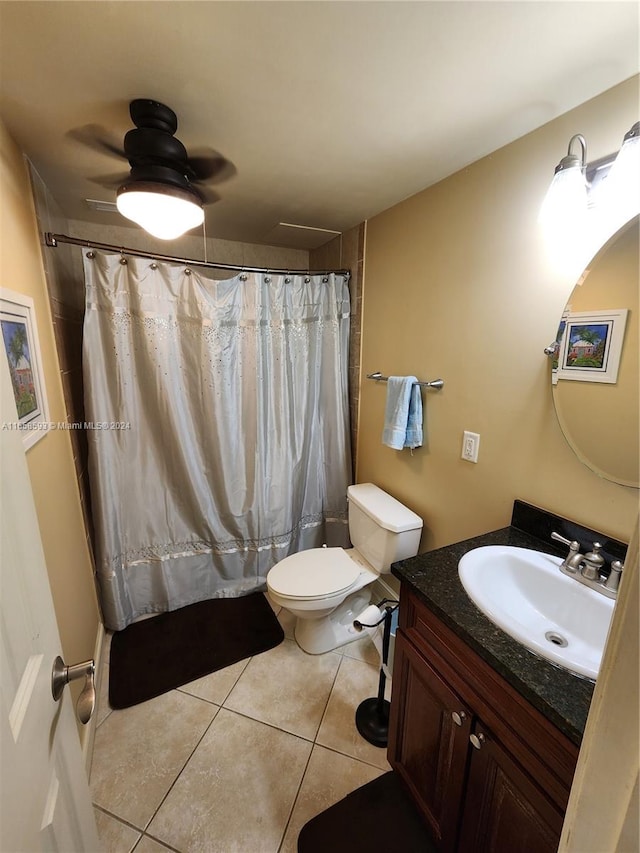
xmin=462 ymin=431 xmax=480 ymax=463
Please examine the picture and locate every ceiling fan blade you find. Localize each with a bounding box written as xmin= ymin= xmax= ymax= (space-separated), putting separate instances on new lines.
xmin=88 ymin=172 xmax=130 ymax=188
xmin=198 ymin=186 xmax=220 ymax=206
xmin=67 ymin=124 xmax=126 ymax=160
xmin=187 ymin=148 xmax=236 ymax=184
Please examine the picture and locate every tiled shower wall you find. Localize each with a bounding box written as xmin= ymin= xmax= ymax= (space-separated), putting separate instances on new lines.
xmin=309 ymin=223 xmax=365 ymax=472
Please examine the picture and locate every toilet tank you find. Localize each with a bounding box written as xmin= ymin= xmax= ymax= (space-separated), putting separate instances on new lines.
xmin=347 ymin=483 xmax=423 ymax=573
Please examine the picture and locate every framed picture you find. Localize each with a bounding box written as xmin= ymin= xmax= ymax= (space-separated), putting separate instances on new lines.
xmin=556 ymin=309 xmax=628 ymax=384
xmin=1 ymin=288 xmax=49 ymax=449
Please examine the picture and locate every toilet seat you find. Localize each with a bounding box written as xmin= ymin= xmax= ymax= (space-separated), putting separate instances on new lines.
xmin=267 ymin=548 xmax=361 ymax=600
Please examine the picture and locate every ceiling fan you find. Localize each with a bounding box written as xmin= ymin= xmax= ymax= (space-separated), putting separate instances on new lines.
xmin=71 ymin=99 xmax=235 ymax=239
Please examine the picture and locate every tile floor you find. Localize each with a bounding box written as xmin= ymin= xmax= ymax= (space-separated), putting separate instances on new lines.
xmin=91 ymin=596 xmax=392 ymax=853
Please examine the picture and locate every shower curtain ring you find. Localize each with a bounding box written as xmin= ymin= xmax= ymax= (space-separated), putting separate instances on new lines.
xmin=119 ymin=249 xmax=127 ymax=266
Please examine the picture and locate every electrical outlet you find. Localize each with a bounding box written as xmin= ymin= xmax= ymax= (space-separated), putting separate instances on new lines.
xmin=462 ymin=431 xmax=480 ymax=463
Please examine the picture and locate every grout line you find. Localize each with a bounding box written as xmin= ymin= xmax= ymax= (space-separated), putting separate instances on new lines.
xmin=139 ymin=697 xmax=223 ymax=836
xmin=276 ymin=741 xmax=315 ymax=853
xmin=93 ymin=638 xmax=387 ymax=852
xmin=310 ymin=648 xmax=344 ymax=743
xmin=134 ymin=830 xmax=182 ymax=853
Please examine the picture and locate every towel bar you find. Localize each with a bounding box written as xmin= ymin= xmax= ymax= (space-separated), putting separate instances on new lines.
xmin=366 ymin=372 xmax=444 ymax=390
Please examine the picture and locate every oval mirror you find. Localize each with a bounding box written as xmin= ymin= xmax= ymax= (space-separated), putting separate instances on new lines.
xmin=550 ymin=215 xmax=639 ymax=488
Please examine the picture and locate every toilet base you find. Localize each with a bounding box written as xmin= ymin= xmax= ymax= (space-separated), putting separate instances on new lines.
xmin=294 ymin=589 xmax=372 ymax=654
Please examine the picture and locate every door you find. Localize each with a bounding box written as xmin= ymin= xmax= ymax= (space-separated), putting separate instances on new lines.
xmin=0 ymin=355 xmax=99 ymax=851
xmin=388 ymin=632 xmax=471 ymax=851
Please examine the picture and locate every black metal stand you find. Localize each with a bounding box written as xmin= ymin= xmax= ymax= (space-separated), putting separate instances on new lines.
xmin=354 ymin=604 xmax=396 ymax=748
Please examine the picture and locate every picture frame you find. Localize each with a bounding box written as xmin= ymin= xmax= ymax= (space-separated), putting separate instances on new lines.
xmin=1 ymin=288 xmax=50 ymax=449
xmin=556 ymin=308 xmax=628 ymax=384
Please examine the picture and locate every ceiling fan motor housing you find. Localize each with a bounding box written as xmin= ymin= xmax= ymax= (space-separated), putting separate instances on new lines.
xmin=129 ymin=99 xmax=178 ymax=134
xmin=121 ymin=99 xmax=199 ymax=193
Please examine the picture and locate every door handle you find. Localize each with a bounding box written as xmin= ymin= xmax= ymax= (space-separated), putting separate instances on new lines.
xmin=51 ymin=656 xmax=96 ymax=724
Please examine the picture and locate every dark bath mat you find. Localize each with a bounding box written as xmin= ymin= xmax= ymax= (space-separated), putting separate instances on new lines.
xmin=109 ymin=592 xmax=284 ymax=709
xmin=297 ymin=771 xmax=437 ymax=853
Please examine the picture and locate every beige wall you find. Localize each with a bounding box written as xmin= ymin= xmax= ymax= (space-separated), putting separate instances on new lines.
xmin=0 ymin=121 xmax=100 ymax=671
xmin=358 ymin=77 xmax=639 ymax=558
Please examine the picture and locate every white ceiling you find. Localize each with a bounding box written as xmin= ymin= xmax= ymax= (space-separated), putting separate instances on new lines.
xmin=1 ymin=1 xmax=638 ymax=248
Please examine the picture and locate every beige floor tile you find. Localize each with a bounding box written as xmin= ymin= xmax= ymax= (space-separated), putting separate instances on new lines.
xmin=224 ymin=638 xmax=341 ymax=740
xmin=147 ymin=708 xmax=312 ymax=853
xmin=90 ymin=690 xmax=218 ymax=830
xmin=316 ymin=656 xmax=392 ymax=770
xmin=341 ymin=634 xmax=380 ymax=666
xmin=280 ymin=745 xmax=385 ymax=853
xmin=94 ymin=808 xmax=141 ymax=853
xmin=133 ymin=835 xmax=175 ymax=852
xmin=178 ymin=657 xmax=250 ymax=705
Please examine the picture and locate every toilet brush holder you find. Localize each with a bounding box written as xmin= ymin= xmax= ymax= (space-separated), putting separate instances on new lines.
xmin=354 ymin=603 xmax=397 ymax=748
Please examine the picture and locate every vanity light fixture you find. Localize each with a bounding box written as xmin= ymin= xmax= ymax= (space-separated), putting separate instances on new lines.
xmin=540 ymin=122 xmax=640 ymax=272
xmin=598 ymin=121 xmax=640 ymax=225
xmin=116 ymin=182 xmax=204 ymax=241
xmin=539 ymin=133 xmax=589 ymax=236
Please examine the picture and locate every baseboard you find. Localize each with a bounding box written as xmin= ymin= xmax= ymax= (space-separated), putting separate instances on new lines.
xmin=370 ymin=576 xmax=400 ymax=605
xmin=80 ymin=621 xmax=106 ymax=776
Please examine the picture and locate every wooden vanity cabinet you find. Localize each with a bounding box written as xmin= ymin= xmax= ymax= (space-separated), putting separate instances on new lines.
xmin=387 ymin=585 xmax=579 ymax=853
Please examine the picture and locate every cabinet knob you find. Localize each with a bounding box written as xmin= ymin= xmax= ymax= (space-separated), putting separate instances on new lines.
xmin=469 ymin=732 xmax=486 ymax=750
xmin=451 ymin=710 xmax=467 ymax=727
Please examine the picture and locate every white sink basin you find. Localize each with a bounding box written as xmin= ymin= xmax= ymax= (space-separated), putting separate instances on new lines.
xmin=458 ymin=545 xmax=615 ymax=680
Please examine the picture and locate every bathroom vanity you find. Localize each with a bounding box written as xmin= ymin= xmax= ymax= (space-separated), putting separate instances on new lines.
xmin=387 ymin=501 xmax=626 ymax=853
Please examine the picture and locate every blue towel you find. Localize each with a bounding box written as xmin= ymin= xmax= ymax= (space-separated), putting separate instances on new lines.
xmin=382 ymin=376 xmax=423 ymax=450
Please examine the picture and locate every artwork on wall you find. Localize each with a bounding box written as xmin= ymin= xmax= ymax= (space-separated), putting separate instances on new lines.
xmin=0 ymin=288 xmax=49 ymax=449
xmin=556 ymin=308 xmax=628 ymax=384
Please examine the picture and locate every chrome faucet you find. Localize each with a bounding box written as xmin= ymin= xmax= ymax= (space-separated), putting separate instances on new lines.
xmin=551 ymin=532 xmax=623 ymax=599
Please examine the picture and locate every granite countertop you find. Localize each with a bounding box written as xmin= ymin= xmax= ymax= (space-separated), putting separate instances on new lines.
xmin=392 ymin=525 xmax=597 ymax=746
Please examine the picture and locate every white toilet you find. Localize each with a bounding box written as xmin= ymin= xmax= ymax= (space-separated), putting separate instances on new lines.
xmin=266 ymin=483 xmax=423 ymax=654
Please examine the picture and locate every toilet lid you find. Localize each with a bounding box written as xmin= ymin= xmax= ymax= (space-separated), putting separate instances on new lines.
xmin=268 ymin=548 xmax=361 ymax=599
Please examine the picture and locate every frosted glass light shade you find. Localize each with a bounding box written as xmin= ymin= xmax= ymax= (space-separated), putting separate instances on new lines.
xmin=600 ymin=133 xmax=640 ymax=227
xmin=117 ymin=184 xmax=204 ymax=240
xmin=539 ymin=166 xmax=590 ymax=276
xmin=539 ymin=166 xmax=589 ymax=236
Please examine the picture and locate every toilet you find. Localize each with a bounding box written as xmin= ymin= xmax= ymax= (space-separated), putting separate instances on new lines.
xmin=266 ymin=483 xmax=423 ymax=654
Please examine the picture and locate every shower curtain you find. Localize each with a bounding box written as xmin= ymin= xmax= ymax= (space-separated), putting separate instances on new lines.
xmin=83 ymin=251 xmax=351 ymax=630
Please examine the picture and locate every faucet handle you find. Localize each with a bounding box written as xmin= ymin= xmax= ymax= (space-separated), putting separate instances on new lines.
xmin=551 ymin=531 xmax=581 ymax=551
xmin=603 ymin=560 xmax=624 ymax=593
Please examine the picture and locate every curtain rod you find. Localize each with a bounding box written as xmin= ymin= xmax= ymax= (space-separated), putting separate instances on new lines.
xmin=44 ymin=233 xmax=351 ymax=278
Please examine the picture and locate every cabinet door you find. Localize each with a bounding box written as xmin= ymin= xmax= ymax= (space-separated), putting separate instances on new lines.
xmin=457 ymin=723 xmax=564 ymax=853
xmin=388 ymin=633 xmax=471 ymax=851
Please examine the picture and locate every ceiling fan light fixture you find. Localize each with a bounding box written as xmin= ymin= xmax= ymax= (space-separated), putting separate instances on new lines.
xmin=116 ymin=182 xmax=204 ymax=240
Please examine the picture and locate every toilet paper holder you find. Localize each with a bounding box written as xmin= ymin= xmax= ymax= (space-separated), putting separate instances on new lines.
xmin=353 ymin=598 xmax=397 ymax=631
xmin=353 ymin=600 xmax=398 ymax=748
